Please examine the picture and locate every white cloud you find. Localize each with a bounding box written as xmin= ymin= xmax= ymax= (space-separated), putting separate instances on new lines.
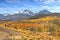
xmin=57 ymin=0 xmax=60 ymax=2
xmin=48 ymin=6 xmax=60 ymax=12
xmin=40 ymin=5 xmax=60 ymax=12
xmin=6 ymin=0 xmax=20 ymax=2
xmin=34 ymin=0 xmax=43 ymax=2
xmin=44 ymin=0 xmax=56 ymax=4
xmin=0 ymin=3 xmax=9 ymax=8
xmin=0 ymin=10 xmax=2 ymax=11
xmin=6 ymin=0 xmax=21 ymax=4
xmin=9 ymin=12 xmax=19 ymax=15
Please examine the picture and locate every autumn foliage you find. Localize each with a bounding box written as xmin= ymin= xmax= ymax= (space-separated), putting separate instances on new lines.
xmin=0 ymin=16 xmax=60 ymax=40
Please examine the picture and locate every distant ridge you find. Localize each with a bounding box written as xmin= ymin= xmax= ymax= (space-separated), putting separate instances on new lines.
xmin=0 ymin=9 xmax=60 ymax=20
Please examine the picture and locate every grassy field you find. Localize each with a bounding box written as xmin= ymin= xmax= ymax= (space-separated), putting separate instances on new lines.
xmin=0 ymin=16 xmax=60 ymax=40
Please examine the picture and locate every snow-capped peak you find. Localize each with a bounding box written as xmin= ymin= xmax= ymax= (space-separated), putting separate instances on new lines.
xmin=22 ymin=9 xmax=33 ymax=16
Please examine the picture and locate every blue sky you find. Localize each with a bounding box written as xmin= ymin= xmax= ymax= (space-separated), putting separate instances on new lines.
xmin=0 ymin=0 xmax=60 ymax=14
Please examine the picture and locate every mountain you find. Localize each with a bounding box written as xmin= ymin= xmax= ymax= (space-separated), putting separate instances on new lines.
xmin=4 ymin=9 xmax=33 ymax=16
xmin=0 ymin=9 xmax=60 ymax=20
xmin=2 ymin=14 xmax=30 ymax=20
xmin=21 ymin=9 xmax=33 ymax=16
xmin=1 ymin=9 xmax=33 ymax=20
xmin=38 ymin=9 xmax=51 ymax=14
xmin=0 ymin=14 xmax=4 ymax=16
xmin=0 ymin=14 xmax=4 ymax=19
xmin=29 ymin=9 xmax=60 ymax=19
xmin=29 ymin=9 xmax=51 ymax=19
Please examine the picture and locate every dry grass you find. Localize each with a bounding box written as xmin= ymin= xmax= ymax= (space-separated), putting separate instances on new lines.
xmin=0 ymin=16 xmax=60 ymax=40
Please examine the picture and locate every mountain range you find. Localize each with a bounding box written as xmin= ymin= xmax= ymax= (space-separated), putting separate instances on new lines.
xmin=0 ymin=9 xmax=60 ymax=20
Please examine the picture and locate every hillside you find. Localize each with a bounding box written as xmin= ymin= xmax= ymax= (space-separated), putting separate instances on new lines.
xmin=0 ymin=16 xmax=60 ymax=40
